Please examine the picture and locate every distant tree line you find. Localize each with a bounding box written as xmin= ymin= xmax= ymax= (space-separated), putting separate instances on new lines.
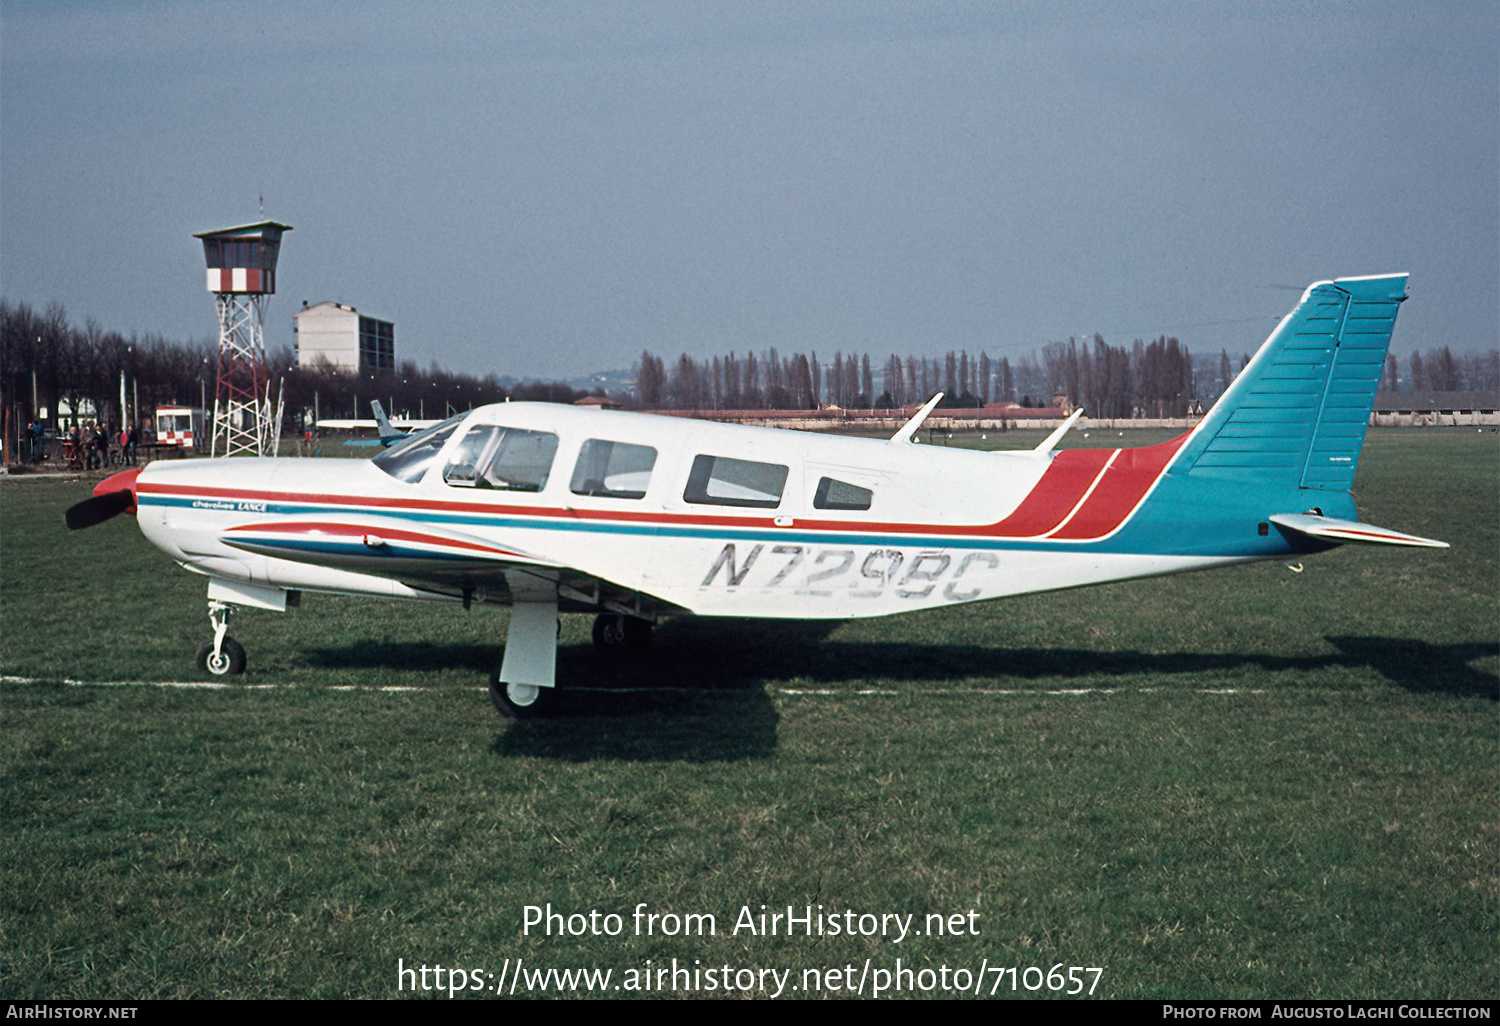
xmin=286 ymin=356 xmax=598 ymax=426
xmin=2 ymin=299 xmax=217 ymax=431
xmin=635 ymin=336 xmax=1202 ymax=416
xmin=3 ymin=298 xmax=1494 ymax=437
xmin=635 ymin=337 xmax=1500 ymax=416
xmin=1386 ymin=348 xmax=1499 ymax=393
xmin=0 ymin=299 xmax=592 ymax=431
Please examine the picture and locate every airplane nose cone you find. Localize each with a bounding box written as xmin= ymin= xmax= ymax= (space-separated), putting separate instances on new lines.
xmin=94 ymin=467 xmax=141 ymax=507
xmin=66 ymin=467 xmax=142 ymax=530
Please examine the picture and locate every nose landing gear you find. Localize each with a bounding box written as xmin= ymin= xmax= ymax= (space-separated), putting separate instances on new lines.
xmin=196 ymin=600 xmax=246 ymax=677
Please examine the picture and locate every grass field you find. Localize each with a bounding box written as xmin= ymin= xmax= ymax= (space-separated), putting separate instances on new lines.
xmin=1 ymin=429 xmax=1495 ymax=999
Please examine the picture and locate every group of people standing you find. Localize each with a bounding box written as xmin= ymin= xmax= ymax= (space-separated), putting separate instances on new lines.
xmin=42 ymin=421 xmax=140 ymax=468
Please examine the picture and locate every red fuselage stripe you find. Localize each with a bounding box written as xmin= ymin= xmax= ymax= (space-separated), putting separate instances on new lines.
xmin=1049 ymin=437 xmax=1186 ymax=540
xmin=991 ymin=447 xmax=1113 ymax=536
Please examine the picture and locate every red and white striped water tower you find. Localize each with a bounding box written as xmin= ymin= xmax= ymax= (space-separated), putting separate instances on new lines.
xmin=194 ymin=220 xmax=292 ymax=457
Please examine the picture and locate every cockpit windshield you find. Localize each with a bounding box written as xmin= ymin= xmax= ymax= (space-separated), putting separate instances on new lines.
xmin=371 ymin=413 xmax=465 ymax=483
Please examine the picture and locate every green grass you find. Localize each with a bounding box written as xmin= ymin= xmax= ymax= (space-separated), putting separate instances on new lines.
xmin=1 ymin=429 xmax=1495 ymax=999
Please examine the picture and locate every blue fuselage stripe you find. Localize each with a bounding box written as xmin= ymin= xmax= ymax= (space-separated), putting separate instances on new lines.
xmin=139 ymin=490 xmax=1301 ymax=559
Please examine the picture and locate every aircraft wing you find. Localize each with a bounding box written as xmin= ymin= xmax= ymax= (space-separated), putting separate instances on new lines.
xmin=320 ymin=406 xmax=440 ymax=447
xmin=316 ymin=418 xmax=440 ymax=431
xmin=221 ymin=515 xmax=565 ymax=574
xmin=219 ymin=514 xmax=677 ymax=610
xmin=1269 ymin=513 xmax=1449 ymax=549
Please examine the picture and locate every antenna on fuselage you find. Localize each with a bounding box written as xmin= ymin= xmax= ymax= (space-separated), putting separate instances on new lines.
xmin=890 ymin=393 xmax=944 ymax=444
xmin=1033 ymin=408 xmax=1085 ymax=456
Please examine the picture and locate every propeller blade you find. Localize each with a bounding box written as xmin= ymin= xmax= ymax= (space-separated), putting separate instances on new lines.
xmin=65 ymin=489 xmax=135 ymax=530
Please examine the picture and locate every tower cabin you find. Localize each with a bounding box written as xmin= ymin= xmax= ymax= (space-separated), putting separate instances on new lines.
xmin=194 ymin=221 xmax=292 ymax=295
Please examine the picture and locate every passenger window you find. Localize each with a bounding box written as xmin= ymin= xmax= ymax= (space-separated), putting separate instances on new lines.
xmin=443 ymin=426 xmax=558 ymax=491
xmin=683 ymin=455 xmax=788 ymax=508
xmin=570 ymin=440 xmax=657 ymax=499
xmin=814 ymin=477 xmax=873 ymax=511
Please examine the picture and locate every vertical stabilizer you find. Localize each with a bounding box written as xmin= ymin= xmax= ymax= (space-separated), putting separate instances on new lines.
xmin=1172 ymin=274 xmax=1407 ymax=492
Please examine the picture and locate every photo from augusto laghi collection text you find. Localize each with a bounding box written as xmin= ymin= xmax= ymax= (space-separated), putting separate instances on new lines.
xmin=395 ymin=902 xmax=1106 ymax=998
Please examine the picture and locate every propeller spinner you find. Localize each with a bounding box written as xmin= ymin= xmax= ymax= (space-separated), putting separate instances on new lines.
xmin=65 ymin=468 xmax=140 ymax=530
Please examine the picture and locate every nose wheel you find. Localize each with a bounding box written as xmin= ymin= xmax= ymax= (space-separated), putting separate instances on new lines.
xmin=197 ymin=600 xmax=247 ymax=677
xmin=196 ymin=637 xmax=246 ymax=676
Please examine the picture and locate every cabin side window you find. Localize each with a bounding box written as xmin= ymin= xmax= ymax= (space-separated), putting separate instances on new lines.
xmin=570 ymin=440 xmax=657 ymax=499
xmin=443 ymin=426 xmax=558 ymax=491
xmin=813 ymin=477 xmax=873 ymax=511
xmin=683 ymin=455 xmax=788 ymax=509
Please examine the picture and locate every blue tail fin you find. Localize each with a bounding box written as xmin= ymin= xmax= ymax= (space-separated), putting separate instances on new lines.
xmin=1118 ymin=274 xmax=1441 ymax=555
xmin=1173 ymin=273 xmax=1408 ymax=492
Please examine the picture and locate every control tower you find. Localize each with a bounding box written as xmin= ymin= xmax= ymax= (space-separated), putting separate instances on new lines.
xmin=194 ymin=220 xmax=292 ymax=457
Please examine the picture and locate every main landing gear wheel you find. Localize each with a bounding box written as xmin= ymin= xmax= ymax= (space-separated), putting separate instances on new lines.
xmin=489 ymin=668 xmax=560 ymax=719
xmin=591 ymin=613 xmax=653 ymax=654
xmin=195 ymin=637 xmax=246 ymax=677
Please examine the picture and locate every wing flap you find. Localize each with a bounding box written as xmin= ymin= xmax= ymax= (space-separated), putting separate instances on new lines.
xmin=1269 ymin=513 xmax=1448 ymax=549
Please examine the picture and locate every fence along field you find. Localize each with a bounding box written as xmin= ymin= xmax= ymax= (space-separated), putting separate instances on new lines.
xmin=0 ymin=428 xmax=1494 ymax=999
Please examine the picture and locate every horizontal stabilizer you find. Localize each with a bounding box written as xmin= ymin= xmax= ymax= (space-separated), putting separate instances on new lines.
xmin=1270 ymin=513 xmax=1448 ymax=549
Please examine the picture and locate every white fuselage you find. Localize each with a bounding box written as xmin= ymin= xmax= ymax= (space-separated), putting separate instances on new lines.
xmin=132 ymin=403 xmax=1236 ymax=621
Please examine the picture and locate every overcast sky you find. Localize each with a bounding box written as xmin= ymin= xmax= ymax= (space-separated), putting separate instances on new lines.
xmin=3 ymin=1 xmax=1495 ymax=381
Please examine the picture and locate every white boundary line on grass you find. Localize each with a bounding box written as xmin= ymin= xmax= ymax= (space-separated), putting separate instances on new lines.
xmin=0 ymin=674 xmax=426 ymax=692
xmin=1 ymin=675 xmax=1267 ymax=696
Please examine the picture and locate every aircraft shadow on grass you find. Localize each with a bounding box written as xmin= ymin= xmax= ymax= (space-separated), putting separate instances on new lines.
xmin=1322 ymin=636 xmax=1498 ymax=701
xmin=304 ymin=623 xmax=1495 ymax=762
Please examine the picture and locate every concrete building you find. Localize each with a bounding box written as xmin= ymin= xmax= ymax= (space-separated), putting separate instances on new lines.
xmin=1371 ymin=390 xmax=1499 ymax=427
xmin=293 ymin=301 xmax=394 ymax=374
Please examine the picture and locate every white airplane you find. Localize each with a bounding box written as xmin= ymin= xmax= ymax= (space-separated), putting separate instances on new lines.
xmin=316 ymin=404 xmax=440 ymax=442
xmin=68 ymin=274 xmax=1445 ymax=716
xmin=325 ymin=401 xmax=426 ymax=447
